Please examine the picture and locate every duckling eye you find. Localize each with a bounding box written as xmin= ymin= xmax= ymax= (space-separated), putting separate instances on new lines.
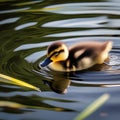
xmin=52 ymin=49 xmax=64 ymax=57
xmin=54 ymin=52 xmax=59 ymax=57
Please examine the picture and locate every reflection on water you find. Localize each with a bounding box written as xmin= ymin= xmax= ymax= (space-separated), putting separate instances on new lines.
xmin=0 ymin=7 xmax=30 ymax=14
xmin=15 ymin=22 xmax=37 ymax=30
xmin=42 ymin=16 xmax=108 ymax=28
xmin=42 ymin=2 xmax=120 ymax=15
xmin=43 ymin=72 xmax=71 ymax=94
xmin=0 ymin=0 xmax=120 ymax=120
xmin=0 ymin=17 xmax=20 ymax=25
xmin=44 ymin=29 xmax=120 ymax=37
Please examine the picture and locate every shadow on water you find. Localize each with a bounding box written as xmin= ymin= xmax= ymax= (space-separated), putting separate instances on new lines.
xmin=0 ymin=0 xmax=120 ymax=120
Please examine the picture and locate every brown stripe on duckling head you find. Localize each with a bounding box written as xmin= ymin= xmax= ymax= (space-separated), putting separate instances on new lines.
xmin=47 ymin=42 xmax=63 ymax=55
xmin=49 ymin=49 xmax=65 ymax=58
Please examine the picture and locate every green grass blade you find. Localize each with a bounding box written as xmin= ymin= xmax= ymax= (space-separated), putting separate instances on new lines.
xmin=0 ymin=101 xmax=26 ymax=108
xmin=0 ymin=100 xmax=66 ymax=111
xmin=74 ymin=93 xmax=110 ymax=120
xmin=0 ymin=74 xmax=40 ymax=91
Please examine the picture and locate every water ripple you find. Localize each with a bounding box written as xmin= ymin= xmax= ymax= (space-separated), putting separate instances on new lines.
xmin=0 ymin=17 xmax=20 ymax=25
xmin=45 ymin=29 xmax=120 ymax=37
xmin=42 ymin=16 xmax=107 ymax=28
xmin=42 ymin=17 xmax=120 ymax=28
xmin=14 ymin=22 xmax=37 ymax=30
xmin=42 ymin=2 xmax=120 ymax=14
xmin=0 ymin=7 xmax=30 ymax=14
xmin=25 ymin=51 xmax=46 ymax=63
xmin=13 ymin=0 xmax=43 ymax=6
xmin=14 ymin=41 xmax=53 ymax=51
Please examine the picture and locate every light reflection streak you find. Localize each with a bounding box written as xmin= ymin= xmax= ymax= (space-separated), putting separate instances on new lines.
xmin=42 ymin=16 xmax=107 ymax=28
xmin=0 ymin=17 xmax=20 ymax=25
xmin=45 ymin=29 xmax=120 ymax=37
xmin=0 ymin=7 xmax=30 ymax=14
xmin=15 ymin=22 xmax=37 ymax=30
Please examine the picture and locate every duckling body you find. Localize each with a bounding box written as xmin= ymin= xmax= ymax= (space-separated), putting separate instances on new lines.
xmin=40 ymin=41 xmax=112 ymax=72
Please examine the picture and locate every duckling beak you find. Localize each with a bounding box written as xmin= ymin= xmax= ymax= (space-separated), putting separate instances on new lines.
xmin=40 ymin=57 xmax=52 ymax=67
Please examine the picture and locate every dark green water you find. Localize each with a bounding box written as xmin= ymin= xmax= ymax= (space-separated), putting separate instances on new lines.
xmin=0 ymin=0 xmax=120 ymax=120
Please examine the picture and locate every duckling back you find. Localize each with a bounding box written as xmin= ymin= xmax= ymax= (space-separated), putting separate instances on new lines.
xmin=67 ymin=41 xmax=113 ymax=71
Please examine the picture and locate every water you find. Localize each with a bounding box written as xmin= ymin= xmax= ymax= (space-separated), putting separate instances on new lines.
xmin=0 ymin=0 xmax=120 ymax=120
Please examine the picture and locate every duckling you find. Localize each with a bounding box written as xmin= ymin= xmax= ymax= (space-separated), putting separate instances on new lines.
xmin=40 ymin=41 xmax=112 ymax=72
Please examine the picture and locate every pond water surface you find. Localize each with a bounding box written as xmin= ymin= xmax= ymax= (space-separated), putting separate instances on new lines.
xmin=0 ymin=0 xmax=120 ymax=120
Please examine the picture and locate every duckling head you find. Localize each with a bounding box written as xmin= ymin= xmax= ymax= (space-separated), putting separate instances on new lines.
xmin=41 ymin=42 xmax=69 ymax=67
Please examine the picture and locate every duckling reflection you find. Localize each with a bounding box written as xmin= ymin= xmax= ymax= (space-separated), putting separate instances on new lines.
xmin=41 ymin=62 xmax=112 ymax=94
xmin=41 ymin=41 xmax=112 ymax=72
xmin=43 ymin=72 xmax=71 ymax=94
